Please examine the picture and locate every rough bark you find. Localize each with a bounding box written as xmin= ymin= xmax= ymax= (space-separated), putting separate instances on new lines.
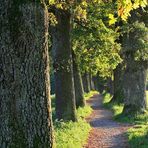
xmin=72 ymin=52 xmax=85 ymax=108
xmin=122 ymin=10 xmax=148 ymax=114
xmin=111 ymin=64 xmax=124 ymax=104
xmin=82 ymin=72 xmax=91 ymax=93
xmin=51 ymin=9 xmax=77 ymax=121
xmin=123 ymin=60 xmax=147 ymax=114
xmin=0 ymin=1 xmax=54 ymax=147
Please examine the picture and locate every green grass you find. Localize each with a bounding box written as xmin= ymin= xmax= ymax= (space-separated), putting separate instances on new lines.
xmin=102 ymin=92 xmax=124 ymax=117
xmin=51 ymin=93 xmax=93 ymax=148
xmin=84 ymin=90 xmax=98 ymax=100
xmin=103 ymin=91 xmax=148 ymax=148
xmin=128 ymin=125 xmax=148 ymax=148
xmin=54 ymin=106 xmax=92 ymax=148
xmin=54 ymin=119 xmax=91 ymax=148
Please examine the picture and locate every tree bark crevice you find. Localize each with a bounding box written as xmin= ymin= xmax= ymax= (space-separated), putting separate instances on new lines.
xmin=0 ymin=2 xmax=54 ymax=147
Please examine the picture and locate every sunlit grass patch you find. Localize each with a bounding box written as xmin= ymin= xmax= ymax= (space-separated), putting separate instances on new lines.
xmin=84 ymin=90 xmax=98 ymax=100
xmin=54 ymin=106 xmax=92 ymax=148
xmin=51 ymin=93 xmax=93 ymax=148
xmin=128 ymin=125 xmax=148 ymax=148
xmin=102 ymin=91 xmax=124 ymax=118
xmin=54 ymin=118 xmax=91 ymax=148
xmin=102 ymin=91 xmax=148 ymax=122
xmin=102 ymin=91 xmax=112 ymax=104
xmin=77 ymin=105 xmax=92 ymax=119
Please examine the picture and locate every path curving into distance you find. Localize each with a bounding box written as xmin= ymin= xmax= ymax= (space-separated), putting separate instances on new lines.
xmin=84 ymin=94 xmax=131 ymax=148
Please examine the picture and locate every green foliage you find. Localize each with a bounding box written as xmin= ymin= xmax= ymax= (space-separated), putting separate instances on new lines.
xmin=122 ymin=21 xmax=148 ymax=62
xmin=72 ymin=1 xmax=122 ymax=78
xmin=49 ymin=0 xmax=148 ymax=78
xmin=103 ymin=91 xmax=148 ymax=148
xmin=48 ymin=0 xmax=87 ymax=26
xmin=133 ymin=22 xmax=148 ymax=61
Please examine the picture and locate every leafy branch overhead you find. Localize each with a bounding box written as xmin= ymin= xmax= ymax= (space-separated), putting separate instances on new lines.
xmin=48 ymin=0 xmax=147 ymax=25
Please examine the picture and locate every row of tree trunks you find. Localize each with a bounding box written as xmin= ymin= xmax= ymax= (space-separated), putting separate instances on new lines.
xmin=81 ymin=72 xmax=105 ymax=94
xmin=82 ymin=72 xmax=91 ymax=93
xmin=0 ymin=1 xmax=54 ymax=147
xmin=82 ymin=72 xmax=103 ymax=93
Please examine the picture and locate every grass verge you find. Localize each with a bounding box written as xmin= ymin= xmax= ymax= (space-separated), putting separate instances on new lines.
xmin=84 ymin=90 xmax=98 ymax=100
xmin=102 ymin=91 xmax=148 ymax=148
xmin=51 ymin=92 xmax=94 ymax=148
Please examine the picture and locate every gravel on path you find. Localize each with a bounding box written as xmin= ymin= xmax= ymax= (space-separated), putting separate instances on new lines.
xmin=84 ymin=94 xmax=131 ymax=148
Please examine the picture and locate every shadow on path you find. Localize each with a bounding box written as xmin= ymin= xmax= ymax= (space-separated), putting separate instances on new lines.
xmin=84 ymin=94 xmax=131 ymax=148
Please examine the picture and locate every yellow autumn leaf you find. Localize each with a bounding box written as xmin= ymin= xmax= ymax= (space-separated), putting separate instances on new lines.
xmin=56 ymin=3 xmax=63 ymax=9
xmin=81 ymin=1 xmax=88 ymax=7
xmin=140 ymin=0 xmax=148 ymax=7
xmin=108 ymin=14 xmax=117 ymax=25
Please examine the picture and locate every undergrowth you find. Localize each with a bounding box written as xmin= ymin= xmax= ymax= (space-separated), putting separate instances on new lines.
xmin=102 ymin=91 xmax=148 ymax=148
xmin=51 ymin=91 xmax=96 ymax=148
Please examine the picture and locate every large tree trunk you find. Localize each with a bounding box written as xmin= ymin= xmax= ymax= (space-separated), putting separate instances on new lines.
xmin=72 ymin=52 xmax=85 ymax=108
xmin=123 ymin=58 xmax=147 ymax=114
xmin=82 ymin=72 xmax=91 ymax=93
xmin=122 ymin=10 xmax=148 ymax=114
xmin=111 ymin=64 xmax=124 ymax=104
xmin=51 ymin=9 xmax=77 ymax=121
xmin=0 ymin=1 xmax=54 ymax=147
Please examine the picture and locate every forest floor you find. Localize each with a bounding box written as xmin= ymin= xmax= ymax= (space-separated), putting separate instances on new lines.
xmin=84 ymin=94 xmax=132 ymax=148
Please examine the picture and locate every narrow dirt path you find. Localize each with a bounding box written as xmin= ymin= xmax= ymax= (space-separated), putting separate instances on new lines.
xmin=84 ymin=94 xmax=131 ymax=148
